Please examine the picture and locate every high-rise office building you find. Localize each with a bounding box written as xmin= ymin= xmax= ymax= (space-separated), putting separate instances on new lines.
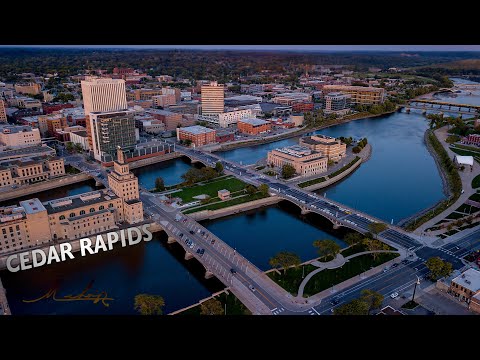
xmin=201 ymin=81 xmax=224 ymax=115
xmin=81 ymin=77 xmax=135 ymax=162
xmin=0 ymin=100 xmax=7 ymax=123
xmin=89 ymin=110 xmax=136 ymax=162
xmin=81 ymin=77 xmax=128 ymax=114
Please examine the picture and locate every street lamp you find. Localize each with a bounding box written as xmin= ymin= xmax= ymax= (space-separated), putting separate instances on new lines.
xmin=411 ymin=275 xmax=420 ymax=303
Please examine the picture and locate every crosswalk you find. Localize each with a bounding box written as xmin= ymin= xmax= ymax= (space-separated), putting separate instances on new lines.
xmin=438 ymin=247 xmax=462 ymax=260
xmin=271 ymin=307 xmax=285 ymax=315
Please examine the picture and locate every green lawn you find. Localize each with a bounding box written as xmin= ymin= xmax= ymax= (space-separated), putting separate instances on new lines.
xmin=298 ymin=176 xmax=327 ymax=188
xmin=452 ymin=144 xmax=480 ymax=154
xmin=446 ymin=212 xmax=466 ymax=220
xmin=469 ymin=193 xmax=480 ymax=202
xmin=455 ymin=203 xmax=480 ymax=214
xmin=473 ymin=174 xmax=480 ymax=188
xmin=176 ymin=176 xmax=248 ymax=203
xmin=268 ymin=252 xmax=398 ymax=297
xmin=267 ymin=265 xmax=316 ymax=296
xmin=340 ymin=243 xmax=368 ymax=257
xmin=327 ymin=157 xmax=361 ymax=179
xmin=176 ymin=292 xmax=251 ymax=315
xmin=302 ymin=253 xmax=399 ymax=297
xmin=183 ymin=193 xmax=268 ymax=214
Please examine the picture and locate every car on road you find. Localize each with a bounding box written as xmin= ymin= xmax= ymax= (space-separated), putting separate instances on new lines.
xmin=248 ymin=285 xmax=256 ymax=292
xmin=390 ymin=292 xmax=399 ymax=299
xmin=211 ymin=239 xmax=215 ymax=244
xmin=391 ymin=263 xmax=399 ymax=268
xmin=189 ymin=242 xmax=194 ymax=249
xmin=330 ymin=298 xmax=340 ymax=305
xmin=230 ymin=268 xmax=236 ymax=274
xmin=179 ymin=233 xmax=184 ymax=238
xmin=189 ymin=230 xmax=195 ymax=234
xmin=383 ymin=267 xmax=389 ymax=273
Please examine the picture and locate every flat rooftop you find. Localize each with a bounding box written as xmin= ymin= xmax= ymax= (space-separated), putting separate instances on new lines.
xmin=19 ymin=198 xmax=46 ymax=214
xmin=0 ymin=124 xmax=36 ymax=134
xmin=0 ymin=145 xmax=55 ymax=161
xmin=179 ymin=125 xmax=215 ymax=135
xmin=452 ymin=268 xmax=480 ymax=293
xmin=239 ymin=118 xmax=269 ymax=126
xmin=44 ymin=190 xmax=119 ymax=215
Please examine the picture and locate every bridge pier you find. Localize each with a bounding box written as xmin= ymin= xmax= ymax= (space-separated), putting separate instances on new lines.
xmin=301 ymin=209 xmax=310 ymax=215
xmin=95 ymin=180 xmax=103 ymax=187
xmin=184 ymin=252 xmax=194 ymax=260
xmin=167 ymin=236 xmax=176 ymax=244
xmin=205 ymin=270 xmax=214 ymax=279
xmin=333 ymin=222 xmax=341 ymax=229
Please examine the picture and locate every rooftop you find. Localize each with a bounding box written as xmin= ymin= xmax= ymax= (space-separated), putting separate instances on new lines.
xmin=0 ymin=124 xmax=36 ymax=134
xmin=180 ymin=125 xmax=215 ymax=135
xmin=44 ymin=190 xmax=119 ymax=215
xmin=0 ymin=145 xmax=55 ymax=161
xmin=274 ymin=145 xmax=313 ymax=158
xmin=70 ymin=130 xmax=88 ymax=137
xmin=451 ymin=268 xmax=480 ymax=293
xmin=19 ymin=198 xmax=46 ymax=215
xmin=239 ymin=118 xmax=269 ymax=126
xmin=323 ymin=85 xmax=384 ymax=92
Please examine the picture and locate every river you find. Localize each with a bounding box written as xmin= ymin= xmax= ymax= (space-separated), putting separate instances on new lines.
xmin=3 ymin=77 xmax=478 ymax=315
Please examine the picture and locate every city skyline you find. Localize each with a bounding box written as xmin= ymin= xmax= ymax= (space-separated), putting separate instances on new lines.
xmin=2 ymin=45 xmax=480 ymax=52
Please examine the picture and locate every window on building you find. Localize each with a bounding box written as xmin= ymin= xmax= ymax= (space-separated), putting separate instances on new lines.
xmin=80 ymin=210 xmax=85 ymax=215
xmin=99 ymin=205 xmax=104 ymax=210
xmin=59 ymin=215 xmax=65 ymax=220
xmin=69 ymin=213 xmax=76 ymax=218
xmin=90 ymin=208 xmax=95 ymax=213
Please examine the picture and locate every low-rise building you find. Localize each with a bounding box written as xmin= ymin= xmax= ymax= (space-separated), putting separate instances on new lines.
xmin=215 ymin=130 xmax=234 ymax=143
xmin=237 ymin=118 xmax=272 ymax=135
xmin=8 ymin=97 xmax=42 ymax=111
xmin=323 ymin=92 xmax=351 ymax=115
xmin=0 ymin=156 xmax=65 ymax=188
xmin=299 ymin=134 xmax=347 ymax=161
xmin=146 ymin=109 xmax=185 ymax=131
xmin=290 ymin=114 xmax=304 ymax=126
xmin=0 ymin=145 xmax=56 ymax=162
xmin=69 ymin=130 xmax=90 ymax=151
xmin=0 ymin=125 xmax=42 ymax=148
xmin=272 ymin=92 xmax=312 ymax=106
xmin=198 ymin=109 xmax=253 ymax=128
xmin=14 ymin=82 xmax=41 ymax=95
xmin=177 ymin=125 xmax=216 ymax=147
xmin=267 ymin=145 xmax=328 ymax=177
xmin=0 ymin=198 xmax=51 ymax=254
xmin=152 ymin=94 xmax=176 ymax=108
xmin=292 ymin=102 xmax=314 ymax=113
xmin=449 ymin=268 xmax=480 ymax=308
xmin=218 ymin=189 xmax=231 ymax=200
xmin=322 ymin=85 xmax=385 ymax=105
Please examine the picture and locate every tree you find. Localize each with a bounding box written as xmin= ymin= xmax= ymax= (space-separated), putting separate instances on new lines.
xmin=134 ymin=294 xmax=165 ymax=315
xmin=426 ymin=257 xmax=453 ymax=280
xmin=281 ymin=164 xmax=296 ymax=179
xmin=360 ymin=289 xmax=384 ymax=313
xmin=313 ymin=239 xmax=341 ymax=260
xmin=184 ymin=139 xmax=192 ymax=146
xmin=344 ymin=232 xmax=363 ymax=246
xmin=333 ymin=299 xmax=369 ymax=315
xmin=200 ymin=298 xmax=224 ymax=315
xmin=215 ymin=161 xmax=224 ymax=174
xmin=245 ymin=184 xmax=257 ymax=196
xmin=368 ymin=222 xmax=388 ymax=239
xmin=269 ymin=251 xmax=301 ymax=274
xmin=258 ymin=184 xmax=269 ymax=197
xmin=155 ymin=177 xmax=165 ymax=191
xmin=352 ymin=146 xmax=361 ymax=154
xmin=65 ymin=142 xmax=74 ymax=153
xmin=362 ymin=238 xmax=389 ymax=260
xmin=74 ymin=143 xmax=83 ymax=153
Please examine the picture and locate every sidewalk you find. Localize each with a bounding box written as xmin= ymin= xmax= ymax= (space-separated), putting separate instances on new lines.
xmin=414 ymin=126 xmax=480 ymax=234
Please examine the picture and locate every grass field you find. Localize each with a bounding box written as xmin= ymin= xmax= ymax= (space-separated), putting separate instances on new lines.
xmin=176 ymin=176 xmax=247 ymax=202
xmin=183 ymin=193 xmax=268 ymax=214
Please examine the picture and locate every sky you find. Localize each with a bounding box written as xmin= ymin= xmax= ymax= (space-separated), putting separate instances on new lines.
xmin=1 ymin=45 xmax=480 ymax=51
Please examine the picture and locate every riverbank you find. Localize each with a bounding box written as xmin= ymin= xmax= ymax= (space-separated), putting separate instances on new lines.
xmin=187 ymin=196 xmax=281 ymax=221
xmin=0 ymin=173 xmax=93 ymax=202
xmin=402 ymin=128 xmax=463 ymax=231
xmin=298 ymin=144 xmax=371 ymax=191
xmin=212 ymin=109 xmax=398 ymax=153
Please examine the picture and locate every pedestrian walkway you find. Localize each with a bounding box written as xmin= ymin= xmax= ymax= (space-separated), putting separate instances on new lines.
xmin=296 ymin=250 xmax=399 ymax=299
xmin=415 ymin=126 xmax=480 ymax=234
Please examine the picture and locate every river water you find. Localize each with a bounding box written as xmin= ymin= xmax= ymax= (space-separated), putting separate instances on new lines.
xmin=3 ymin=77 xmax=478 ymax=315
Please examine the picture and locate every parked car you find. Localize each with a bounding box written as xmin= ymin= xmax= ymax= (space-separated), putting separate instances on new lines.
xmin=230 ymin=268 xmax=236 ymax=274
xmin=189 ymin=230 xmax=195 ymax=235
